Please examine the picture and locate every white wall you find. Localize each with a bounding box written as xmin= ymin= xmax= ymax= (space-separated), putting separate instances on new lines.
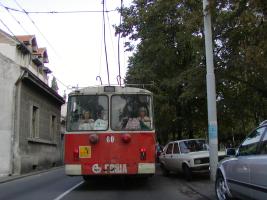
xmin=0 ymin=43 xmax=17 ymax=62
xmin=0 ymin=43 xmax=48 ymax=85
xmin=0 ymin=53 xmax=20 ymax=176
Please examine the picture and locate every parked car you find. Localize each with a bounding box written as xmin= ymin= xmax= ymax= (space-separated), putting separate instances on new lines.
xmin=159 ymin=139 xmax=226 ymax=181
xmin=155 ymin=143 xmax=163 ymax=162
xmin=215 ymin=121 xmax=267 ymax=200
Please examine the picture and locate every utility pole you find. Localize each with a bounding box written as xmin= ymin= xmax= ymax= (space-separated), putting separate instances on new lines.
xmin=203 ymin=0 xmax=218 ymax=182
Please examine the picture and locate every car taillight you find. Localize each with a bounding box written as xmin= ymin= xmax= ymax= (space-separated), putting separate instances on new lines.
xmin=73 ymin=148 xmax=79 ymax=161
xmin=140 ymin=147 xmax=146 ymax=160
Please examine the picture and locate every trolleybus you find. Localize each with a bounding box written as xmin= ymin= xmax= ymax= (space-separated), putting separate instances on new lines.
xmin=64 ymin=86 xmax=156 ymax=179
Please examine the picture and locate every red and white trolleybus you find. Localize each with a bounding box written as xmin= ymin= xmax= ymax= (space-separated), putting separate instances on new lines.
xmin=64 ymin=86 xmax=156 ymax=179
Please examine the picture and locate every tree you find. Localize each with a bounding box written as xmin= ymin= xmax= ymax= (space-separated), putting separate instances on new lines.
xmin=51 ymin=77 xmax=59 ymax=92
xmin=116 ymin=0 xmax=207 ymax=142
xmin=116 ymin=0 xmax=267 ymax=144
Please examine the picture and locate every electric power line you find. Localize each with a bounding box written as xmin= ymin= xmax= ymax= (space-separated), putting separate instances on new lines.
xmin=0 ymin=4 xmax=115 ymax=14
xmin=0 ymin=17 xmax=26 ymax=47
xmin=98 ymin=18 xmax=104 ymax=79
xmin=0 ymin=18 xmax=17 ymax=38
xmin=105 ymin=3 xmax=116 ymax=69
xmin=51 ymin=75 xmax=69 ymax=89
xmin=102 ymin=0 xmax=110 ymax=85
xmin=0 ymin=2 xmax=30 ymax=34
xmin=0 ymin=3 xmax=71 ymax=92
xmin=13 ymin=0 xmax=60 ymax=57
xmin=117 ymin=0 xmax=123 ymax=86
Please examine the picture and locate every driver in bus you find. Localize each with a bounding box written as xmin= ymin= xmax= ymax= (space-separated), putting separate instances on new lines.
xmin=124 ymin=107 xmax=151 ymax=130
xmin=137 ymin=107 xmax=151 ymax=130
xmin=79 ymin=111 xmax=94 ymax=130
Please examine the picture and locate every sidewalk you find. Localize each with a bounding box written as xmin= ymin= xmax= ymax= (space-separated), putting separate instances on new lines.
xmin=0 ymin=166 xmax=63 ymax=184
xmin=186 ymin=178 xmax=216 ymax=200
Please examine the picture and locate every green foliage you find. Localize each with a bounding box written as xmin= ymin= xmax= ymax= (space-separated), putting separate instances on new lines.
xmin=116 ymin=0 xmax=267 ymax=145
xmin=51 ymin=77 xmax=59 ymax=92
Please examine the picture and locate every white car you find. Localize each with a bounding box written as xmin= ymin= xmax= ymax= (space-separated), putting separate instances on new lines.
xmin=159 ymin=139 xmax=226 ymax=181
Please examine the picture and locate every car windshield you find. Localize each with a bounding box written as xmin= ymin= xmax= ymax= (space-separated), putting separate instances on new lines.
xmin=179 ymin=140 xmax=208 ymax=153
xmin=67 ymin=95 xmax=108 ymax=131
xmin=111 ymin=94 xmax=153 ymax=131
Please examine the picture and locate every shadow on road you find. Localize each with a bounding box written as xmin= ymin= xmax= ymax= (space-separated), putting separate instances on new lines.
xmin=77 ymin=176 xmax=151 ymax=191
xmin=157 ymin=166 xmax=210 ymax=182
xmin=66 ymin=167 xmax=215 ymax=200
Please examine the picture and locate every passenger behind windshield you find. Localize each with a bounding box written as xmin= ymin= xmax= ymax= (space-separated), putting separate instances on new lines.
xmin=94 ymin=109 xmax=108 ymax=130
xmin=79 ymin=111 xmax=94 ymax=130
xmin=137 ymin=107 xmax=151 ymax=130
xmin=67 ymin=95 xmax=108 ymax=131
xmin=124 ymin=107 xmax=151 ymax=130
xmin=111 ymin=95 xmax=153 ymax=131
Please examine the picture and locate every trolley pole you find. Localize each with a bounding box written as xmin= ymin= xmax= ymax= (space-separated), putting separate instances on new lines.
xmin=203 ymin=0 xmax=218 ymax=182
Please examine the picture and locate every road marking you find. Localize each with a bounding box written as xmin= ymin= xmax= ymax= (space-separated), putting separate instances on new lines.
xmin=53 ymin=181 xmax=84 ymax=200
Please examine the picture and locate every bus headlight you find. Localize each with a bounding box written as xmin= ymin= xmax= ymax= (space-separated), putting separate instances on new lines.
xmin=89 ymin=134 xmax=99 ymax=144
xmin=121 ymin=134 xmax=131 ymax=143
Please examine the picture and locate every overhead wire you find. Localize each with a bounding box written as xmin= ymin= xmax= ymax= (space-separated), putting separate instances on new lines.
xmin=98 ymin=11 xmax=104 ymax=84
xmin=0 ymin=16 xmax=69 ymax=91
xmin=0 ymin=4 xmax=116 ymax=14
xmin=0 ymin=17 xmax=20 ymax=42
xmin=51 ymin=75 xmax=69 ymax=90
xmin=1 ymin=0 xmax=125 ymax=87
xmin=102 ymin=0 xmax=110 ymax=85
xmin=0 ymin=1 xmax=30 ymax=34
xmin=117 ymin=0 xmax=123 ymax=86
xmin=13 ymin=0 xmax=61 ymax=58
xmin=105 ymin=2 xmax=116 ymax=72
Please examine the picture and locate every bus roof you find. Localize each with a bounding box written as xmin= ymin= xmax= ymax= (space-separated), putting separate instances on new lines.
xmin=68 ymin=86 xmax=153 ymax=96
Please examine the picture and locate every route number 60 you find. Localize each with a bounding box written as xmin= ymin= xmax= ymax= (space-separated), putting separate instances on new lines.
xmin=106 ymin=135 xmax=115 ymax=143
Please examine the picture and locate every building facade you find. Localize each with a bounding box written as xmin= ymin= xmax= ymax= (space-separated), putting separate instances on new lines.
xmin=0 ymin=29 xmax=64 ymax=176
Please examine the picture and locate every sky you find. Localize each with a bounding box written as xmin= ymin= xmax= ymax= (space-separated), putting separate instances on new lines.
xmin=0 ymin=0 xmax=133 ymax=96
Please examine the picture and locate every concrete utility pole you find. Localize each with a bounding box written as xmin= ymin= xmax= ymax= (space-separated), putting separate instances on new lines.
xmin=202 ymin=0 xmax=218 ymax=182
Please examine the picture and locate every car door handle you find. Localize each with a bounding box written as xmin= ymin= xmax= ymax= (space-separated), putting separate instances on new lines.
xmin=243 ymin=166 xmax=248 ymax=171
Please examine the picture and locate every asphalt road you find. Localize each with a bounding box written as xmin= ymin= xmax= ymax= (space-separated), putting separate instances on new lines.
xmin=0 ymin=167 xmax=215 ymax=200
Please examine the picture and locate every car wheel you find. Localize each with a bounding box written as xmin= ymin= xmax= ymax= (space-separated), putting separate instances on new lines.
xmin=160 ymin=164 xmax=169 ymax=176
xmin=183 ymin=165 xmax=192 ymax=181
xmin=215 ymin=173 xmax=232 ymax=200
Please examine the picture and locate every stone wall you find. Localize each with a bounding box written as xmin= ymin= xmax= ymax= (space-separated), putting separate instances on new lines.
xmin=18 ymin=79 xmax=62 ymax=174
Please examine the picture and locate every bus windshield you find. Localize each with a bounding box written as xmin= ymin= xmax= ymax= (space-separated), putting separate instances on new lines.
xmin=111 ymin=94 xmax=153 ymax=131
xmin=67 ymin=95 xmax=108 ymax=131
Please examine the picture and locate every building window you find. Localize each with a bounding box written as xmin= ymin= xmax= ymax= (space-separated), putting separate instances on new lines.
xmin=50 ymin=115 xmax=56 ymax=141
xmin=31 ymin=105 xmax=39 ymax=138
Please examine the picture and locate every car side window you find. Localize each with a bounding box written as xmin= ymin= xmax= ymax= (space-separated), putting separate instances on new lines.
xmin=260 ymin=128 xmax=267 ymax=154
xmin=238 ymin=127 xmax=266 ymax=156
xmin=166 ymin=143 xmax=173 ymax=154
xmin=173 ymin=143 xmax=180 ymax=154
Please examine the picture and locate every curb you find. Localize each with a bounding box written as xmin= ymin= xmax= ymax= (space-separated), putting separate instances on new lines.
xmin=186 ymin=181 xmax=216 ymax=200
xmin=0 ymin=166 xmax=64 ymax=184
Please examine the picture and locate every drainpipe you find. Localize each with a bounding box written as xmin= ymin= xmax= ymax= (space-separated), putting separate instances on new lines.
xmin=10 ymin=70 xmax=27 ymax=175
